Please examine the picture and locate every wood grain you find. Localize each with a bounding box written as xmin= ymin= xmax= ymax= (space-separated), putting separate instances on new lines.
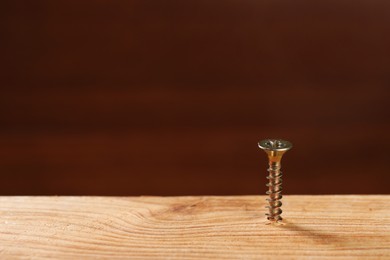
xmin=0 ymin=195 xmax=389 ymax=259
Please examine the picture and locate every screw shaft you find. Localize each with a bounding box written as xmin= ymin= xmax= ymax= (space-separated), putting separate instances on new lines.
xmin=266 ymin=161 xmax=283 ymax=222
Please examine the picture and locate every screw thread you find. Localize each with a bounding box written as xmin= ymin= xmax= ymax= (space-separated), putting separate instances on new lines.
xmin=265 ymin=161 xmax=283 ymax=222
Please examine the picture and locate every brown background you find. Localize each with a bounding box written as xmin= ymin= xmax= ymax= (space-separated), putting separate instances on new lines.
xmin=1 ymin=0 xmax=389 ymax=195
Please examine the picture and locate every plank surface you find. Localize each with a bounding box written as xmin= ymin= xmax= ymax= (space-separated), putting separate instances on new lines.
xmin=0 ymin=195 xmax=389 ymax=259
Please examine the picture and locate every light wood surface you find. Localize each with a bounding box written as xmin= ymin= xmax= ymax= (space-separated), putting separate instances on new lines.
xmin=0 ymin=195 xmax=389 ymax=259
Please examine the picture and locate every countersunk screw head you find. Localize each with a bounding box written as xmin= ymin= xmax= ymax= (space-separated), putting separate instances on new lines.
xmin=258 ymin=139 xmax=292 ymax=152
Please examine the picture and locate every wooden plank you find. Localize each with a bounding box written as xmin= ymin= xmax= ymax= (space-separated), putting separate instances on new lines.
xmin=0 ymin=195 xmax=389 ymax=259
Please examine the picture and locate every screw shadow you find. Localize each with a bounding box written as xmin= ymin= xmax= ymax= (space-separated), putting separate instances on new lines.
xmin=276 ymin=219 xmax=348 ymax=246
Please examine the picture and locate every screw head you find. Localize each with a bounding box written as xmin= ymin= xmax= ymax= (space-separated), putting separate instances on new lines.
xmin=258 ymin=139 xmax=292 ymax=152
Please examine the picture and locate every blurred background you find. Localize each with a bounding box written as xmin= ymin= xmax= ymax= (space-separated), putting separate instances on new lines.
xmin=0 ymin=0 xmax=389 ymax=195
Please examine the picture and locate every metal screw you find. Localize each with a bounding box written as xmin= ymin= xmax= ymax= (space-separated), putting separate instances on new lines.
xmin=258 ymin=139 xmax=292 ymax=222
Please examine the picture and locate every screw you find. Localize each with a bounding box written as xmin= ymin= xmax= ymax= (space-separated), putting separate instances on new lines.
xmin=258 ymin=139 xmax=292 ymax=222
